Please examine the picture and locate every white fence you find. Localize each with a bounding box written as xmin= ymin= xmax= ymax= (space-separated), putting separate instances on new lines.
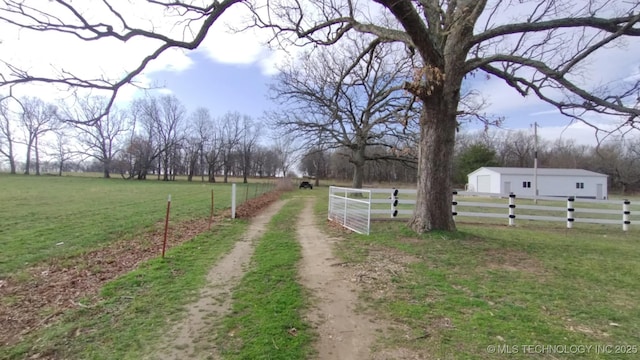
xmin=368 ymin=188 xmax=636 ymax=231
xmin=328 ymin=186 xmax=371 ymax=235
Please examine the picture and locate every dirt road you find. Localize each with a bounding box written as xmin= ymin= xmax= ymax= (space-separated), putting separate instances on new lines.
xmin=150 ymin=200 xmax=287 ymax=360
xmin=296 ymin=198 xmax=380 ymax=359
xmin=153 ymin=196 xmax=392 ymax=359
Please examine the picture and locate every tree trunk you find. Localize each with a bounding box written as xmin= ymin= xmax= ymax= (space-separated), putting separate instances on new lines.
xmin=24 ymin=139 xmax=33 ymax=175
xmin=408 ymin=105 xmax=458 ymax=233
xmin=35 ymin=137 xmax=41 ymax=176
xmin=5 ymin=139 xmax=16 ymax=174
xmin=351 ymin=146 xmax=366 ymax=188
xmin=103 ymin=159 xmax=111 ymax=179
xmin=243 ymin=153 xmax=249 ymax=184
xmin=208 ymin=163 xmax=216 ymax=183
xmin=163 ymin=156 xmax=169 ymax=181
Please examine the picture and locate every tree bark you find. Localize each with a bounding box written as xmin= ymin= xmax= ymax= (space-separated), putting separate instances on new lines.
xmin=35 ymin=137 xmax=41 ymax=175
xmin=24 ymin=140 xmax=32 ymax=175
xmin=408 ymin=103 xmax=458 ymax=233
xmin=102 ymin=159 xmax=111 ymax=178
xmin=351 ymin=146 xmax=366 ymax=188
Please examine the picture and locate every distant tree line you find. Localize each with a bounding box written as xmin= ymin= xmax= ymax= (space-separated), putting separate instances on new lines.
xmin=0 ymin=95 xmax=295 ymax=182
xmin=452 ymin=131 xmax=640 ymax=194
xmin=2 ymin=94 xmax=639 ymax=193
xmin=297 ymin=130 xmax=640 ymax=194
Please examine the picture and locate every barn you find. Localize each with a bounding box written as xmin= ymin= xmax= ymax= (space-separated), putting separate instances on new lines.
xmin=467 ymin=167 xmax=608 ymax=199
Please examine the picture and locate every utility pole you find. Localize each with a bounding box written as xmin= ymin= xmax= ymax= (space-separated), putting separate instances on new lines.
xmin=533 ymin=122 xmax=538 ymax=204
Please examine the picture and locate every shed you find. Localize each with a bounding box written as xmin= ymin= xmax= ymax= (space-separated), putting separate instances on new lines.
xmin=467 ymin=167 xmax=608 ymax=199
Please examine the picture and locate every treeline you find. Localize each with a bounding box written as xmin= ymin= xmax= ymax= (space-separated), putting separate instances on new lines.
xmin=3 ymin=95 xmax=639 ymax=192
xmin=298 ymin=145 xmax=418 ymax=185
xmin=0 ymin=95 xmax=294 ymax=182
xmin=297 ymin=130 xmax=640 ymax=193
xmin=454 ymin=131 xmax=640 ymax=193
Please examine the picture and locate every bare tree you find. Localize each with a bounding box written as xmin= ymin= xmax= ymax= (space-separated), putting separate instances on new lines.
xmin=253 ymin=145 xmax=279 ymax=177
xmin=0 ymin=98 xmax=18 ymax=174
xmin=0 ymin=1 xmax=245 ymax=121
xmin=18 ymin=97 xmax=59 ymax=175
xmin=219 ymin=112 xmax=245 ymax=183
xmin=46 ymin=128 xmax=76 ymax=176
xmin=239 ymin=116 xmax=261 ymax=183
xmin=300 ymin=148 xmax=330 ymax=186
xmin=268 ymin=35 xmax=418 ymax=187
xmin=157 ymin=95 xmax=186 ymax=181
xmin=185 ymin=107 xmax=213 ymax=182
xmin=272 ymin=133 xmax=299 ymax=178
xmin=203 ymin=119 xmax=222 ymax=183
xmin=592 ymin=140 xmax=640 ymax=193
xmin=133 ymin=95 xmax=186 ymax=181
xmin=63 ymin=96 xmax=130 ymax=178
xmin=250 ymin=0 xmax=640 ymax=232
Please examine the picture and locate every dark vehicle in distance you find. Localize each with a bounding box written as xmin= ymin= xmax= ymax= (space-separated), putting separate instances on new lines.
xmin=299 ymin=181 xmax=313 ymax=189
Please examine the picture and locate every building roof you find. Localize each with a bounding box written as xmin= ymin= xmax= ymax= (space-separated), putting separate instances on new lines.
xmin=471 ymin=167 xmax=607 ymax=177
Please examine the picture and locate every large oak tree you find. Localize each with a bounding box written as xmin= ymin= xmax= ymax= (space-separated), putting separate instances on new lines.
xmin=249 ymin=0 xmax=640 ymax=232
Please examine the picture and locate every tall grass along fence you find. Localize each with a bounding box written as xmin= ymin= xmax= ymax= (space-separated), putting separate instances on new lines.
xmin=377 ymin=188 xmax=636 ymax=231
xmin=328 ymin=186 xmax=372 ymax=235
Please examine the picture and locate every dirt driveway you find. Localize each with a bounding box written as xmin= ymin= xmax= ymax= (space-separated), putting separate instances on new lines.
xmin=151 ymin=196 xmax=412 ymax=359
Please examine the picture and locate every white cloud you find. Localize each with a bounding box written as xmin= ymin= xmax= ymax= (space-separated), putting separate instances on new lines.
xmin=195 ymin=4 xmax=297 ymax=76
xmin=0 ymin=1 xmax=202 ymax=104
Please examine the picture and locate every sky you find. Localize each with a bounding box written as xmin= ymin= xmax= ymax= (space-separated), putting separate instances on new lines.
xmin=1 ymin=0 xmax=640 ymax=150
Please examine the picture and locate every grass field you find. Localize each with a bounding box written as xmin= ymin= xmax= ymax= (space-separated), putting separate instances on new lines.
xmin=2 ymin=177 xmax=639 ymax=359
xmin=318 ymin=189 xmax=640 ymax=359
xmin=0 ymin=174 xmax=274 ymax=277
xmin=2 ymin=218 xmax=250 ymax=359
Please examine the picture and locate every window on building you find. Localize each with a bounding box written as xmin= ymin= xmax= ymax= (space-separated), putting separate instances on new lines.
xmin=576 ymin=182 xmax=584 ymax=189
xmin=522 ymin=181 xmax=531 ymax=188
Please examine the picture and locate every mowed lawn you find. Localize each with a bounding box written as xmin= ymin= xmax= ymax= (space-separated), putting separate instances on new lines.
xmin=2 ymin=178 xmax=638 ymax=359
xmin=317 ymin=191 xmax=640 ymax=359
xmin=0 ymin=174 xmax=272 ymax=277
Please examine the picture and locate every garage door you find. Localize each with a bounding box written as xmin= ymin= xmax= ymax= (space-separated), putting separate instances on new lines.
xmin=477 ymin=175 xmax=491 ymax=192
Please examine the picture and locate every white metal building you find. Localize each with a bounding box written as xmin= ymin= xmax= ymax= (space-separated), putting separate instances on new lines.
xmin=467 ymin=167 xmax=608 ymax=199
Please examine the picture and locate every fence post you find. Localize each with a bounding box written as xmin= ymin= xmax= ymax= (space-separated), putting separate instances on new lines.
xmin=623 ymin=199 xmax=630 ymax=232
xmin=452 ymin=191 xmax=458 ymax=221
xmin=567 ymin=197 xmax=575 ymax=229
xmin=391 ymin=188 xmax=399 ymax=218
xmin=367 ymin=191 xmax=372 ymax=235
xmin=231 ymin=183 xmax=236 ymax=219
xmin=328 ymin=186 xmax=333 ymax=221
xmin=508 ymin=194 xmax=516 ymax=226
xmin=343 ymin=188 xmax=348 ymax=227
xmin=162 ymin=194 xmax=171 ymax=258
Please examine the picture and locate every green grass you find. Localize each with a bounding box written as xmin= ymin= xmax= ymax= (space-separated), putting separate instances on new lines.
xmin=218 ymin=198 xmax=315 ymax=359
xmin=321 ymin=214 xmax=640 ymax=358
xmin=0 ymin=174 xmax=273 ymax=277
xmin=1 ymin=219 xmax=249 ymax=360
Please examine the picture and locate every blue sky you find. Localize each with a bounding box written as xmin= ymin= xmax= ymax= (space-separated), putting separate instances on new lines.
xmin=144 ymin=46 xmax=639 ymax=147
xmin=148 ymin=51 xmax=273 ymax=120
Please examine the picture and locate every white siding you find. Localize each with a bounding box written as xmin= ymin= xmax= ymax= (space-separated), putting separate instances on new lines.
xmin=477 ymin=175 xmax=491 ymax=192
xmin=467 ymin=167 xmax=608 ymax=199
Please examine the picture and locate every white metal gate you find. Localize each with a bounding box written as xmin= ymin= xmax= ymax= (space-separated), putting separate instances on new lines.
xmin=328 ymin=186 xmax=371 ymax=235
